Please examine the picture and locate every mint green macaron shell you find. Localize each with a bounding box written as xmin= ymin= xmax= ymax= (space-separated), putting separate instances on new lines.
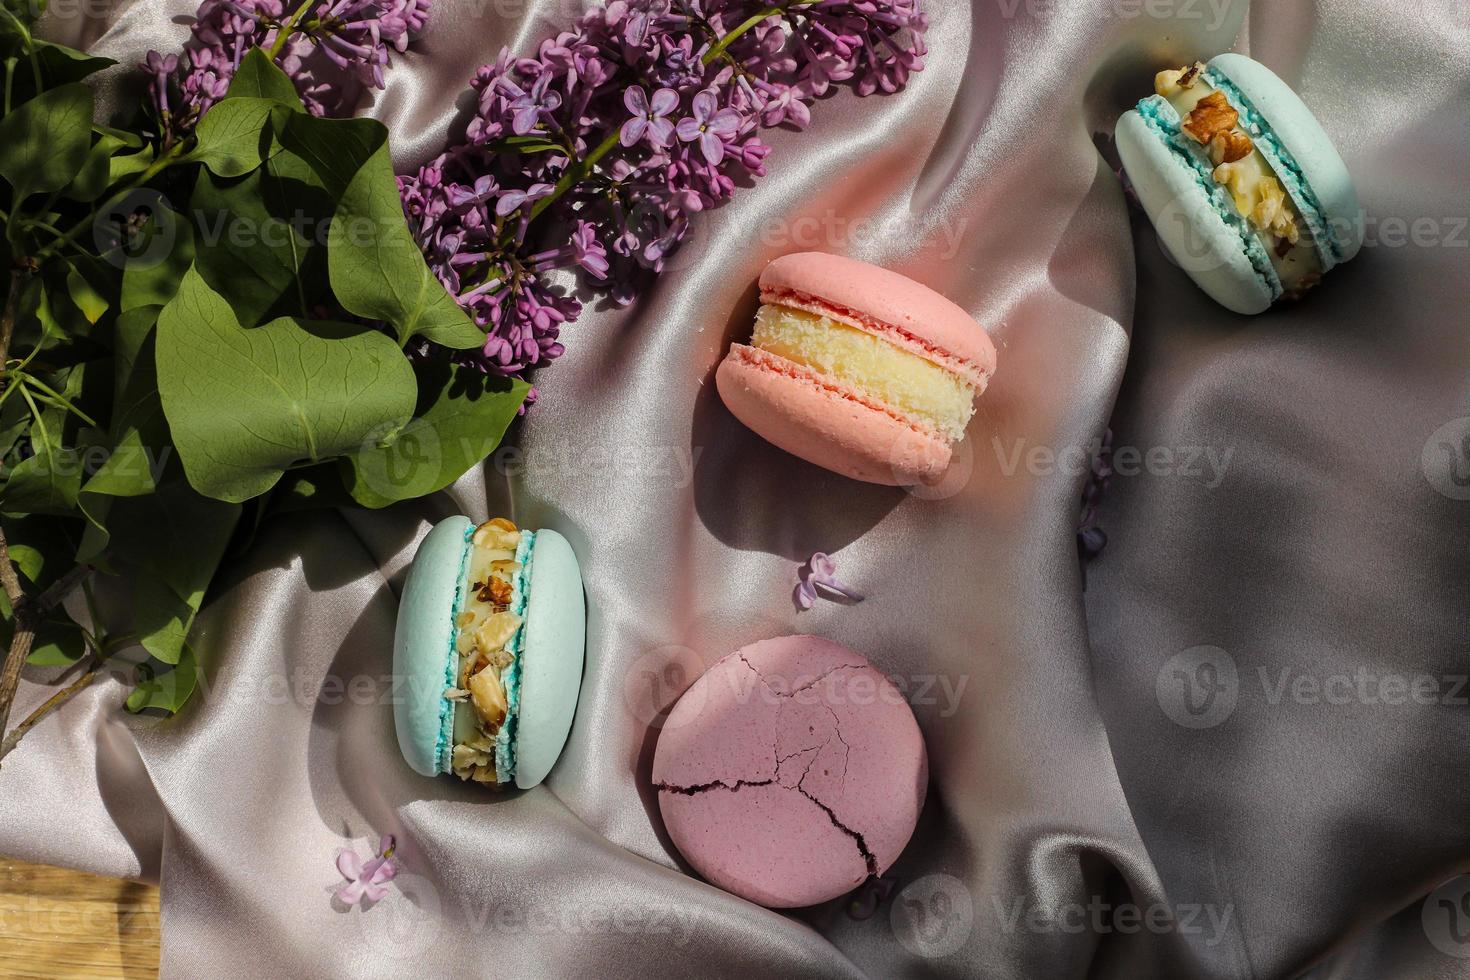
xmin=514 ymin=528 xmax=587 ymax=789
xmin=393 ymin=515 xmax=473 ymax=778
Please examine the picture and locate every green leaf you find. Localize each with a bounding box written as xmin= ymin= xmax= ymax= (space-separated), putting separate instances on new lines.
xmin=93 ymin=124 xmax=145 ymax=149
xmin=102 ymin=485 xmax=239 ymax=664
xmin=77 ymin=307 xmax=175 ymax=566
xmin=32 ymin=40 xmax=114 ymax=85
xmin=191 ymin=147 xmax=329 ymax=326
xmin=1 ymin=514 xmax=82 ymax=593
xmin=7 ymin=275 xmax=68 ymax=354
xmin=65 ymin=263 xmax=108 ymax=323
xmin=0 ymin=82 xmax=94 ymax=202
xmin=127 ymin=647 xmax=200 ymax=713
xmin=87 ymin=364 xmax=171 ymax=499
xmin=0 ymin=387 xmax=29 ymax=460
xmin=65 ymin=130 xmax=127 ymax=202
xmin=485 ymin=136 xmax=564 ymax=155
xmin=277 ymin=113 xmax=484 ymax=349
xmin=6 ymin=543 xmax=45 ymax=584
xmin=1 ymin=403 xmax=81 ymax=516
xmin=0 ymin=40 xmax=113 ymax=106
xmin=191 ymin=96 xmax=278 ymax=178
xmin=225 ymin=48 xmax=302 ymax=107
xmin=106 ymin=144 xmax=155 ymax=187
xmin=155 ymin=268 xmax=418 ymax=503
xmin=346 ymin=363 xmax=528 ymax=507
xmin=25 ymin=617 xmax=87 ymax=666
xmin=118 ymin=205 xmax=194 ymax=311
xmin=31 ymin=262 xmax=92 ymax=339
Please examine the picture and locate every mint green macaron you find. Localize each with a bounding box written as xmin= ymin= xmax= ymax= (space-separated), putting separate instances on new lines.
xmin=392 ymin=516 xmax=586 ymax=790
xmin=1116 ymin=53 xmax=1362 ymax=314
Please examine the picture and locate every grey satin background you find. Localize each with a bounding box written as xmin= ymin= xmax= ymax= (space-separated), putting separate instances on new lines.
xmin=4 ymin=0 xmax=1468 ymax=977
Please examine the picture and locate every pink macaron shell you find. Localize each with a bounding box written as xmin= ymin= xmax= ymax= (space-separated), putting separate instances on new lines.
xmin=758 ymin=251 xmax=997 ymax=381
xmin=653 ymin=636 xmax=928 ymax=909
xmin=715 ymin=344 xmax=952 ymax=486
xmin=659 ymin=784 xmax=871 ymax=908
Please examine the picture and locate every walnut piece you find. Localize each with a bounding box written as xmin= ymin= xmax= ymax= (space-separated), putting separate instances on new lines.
xmin=1182 ymin=91 xmax=1239 ymax=145
xmin=1209 ymin=130 xmax=1253 ymax=165
xmin=1250 ymin=176 xmax=1299 ymax=244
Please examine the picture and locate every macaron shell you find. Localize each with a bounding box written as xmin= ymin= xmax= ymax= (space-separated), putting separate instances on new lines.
xmin=661 ymin=784 xmax=871 ymax=908
xmin=1208 ymin=53 xmax=1363 ymax=264
xmin=654 ymin=636 xmax=928 ymax=909
xmin=393 ymin=515 xmax=472 ymax=778
xmin=759 ymin=252 xmax=997 ymax=378
xmin=513 ymin=528 xmax=586 ymax=789
xmin=716 ymin=343 xmax=953 ymax=486
xmin=1116 ymin=108 xmax=1275 ymax=315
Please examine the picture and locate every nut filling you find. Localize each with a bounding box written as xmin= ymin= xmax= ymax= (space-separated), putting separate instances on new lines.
xmin=1154 ymin=63 xmax=1322 ymax=295
xmin=443 ymin=518 xmax=526 ymax=784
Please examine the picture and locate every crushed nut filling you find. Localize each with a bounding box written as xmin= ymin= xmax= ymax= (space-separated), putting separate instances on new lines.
xmin=1181 ymin=90 xmax=1240 ymax=145
xmin=444 ymin=517 xmax=525 ymax=784
xmin=1156 ymin=66 xmax=1308 ymax=266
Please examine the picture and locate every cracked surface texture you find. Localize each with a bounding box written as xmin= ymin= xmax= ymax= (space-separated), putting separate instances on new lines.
xmin=653 ymin=635 xmax=927 ymax=908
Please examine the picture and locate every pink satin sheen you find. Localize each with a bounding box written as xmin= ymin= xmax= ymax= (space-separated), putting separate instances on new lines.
xmin=653 ymin=636 xmax=927 ymax=909
xmin=4 ymin=1 xmax=1468 ymax=978
xmin=717 ymin=344 xmax=954 ymax=485
xmin=758 ymin=251 xmax=999 ymax=382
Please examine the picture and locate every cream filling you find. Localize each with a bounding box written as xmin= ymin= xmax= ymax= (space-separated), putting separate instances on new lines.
xmin=444 ymin=518 xmax=524 ymax=785
xmin=1155 ymin=67 xmax=1322 ymax=294
xmin=750 ymin=303 xmax=977 ymax=441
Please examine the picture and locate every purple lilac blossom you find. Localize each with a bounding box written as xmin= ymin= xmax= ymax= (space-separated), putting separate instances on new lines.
xmin=143 ymin=0 xmax=431 ymax=143
xmin=795 ymin=552 xmax=864 ymax=611
xmin=398 ymin=0 xmax=929 ymax=398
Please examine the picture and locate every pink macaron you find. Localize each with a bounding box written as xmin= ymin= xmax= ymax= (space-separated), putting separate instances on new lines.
xmin=716 ymin=252 xmax=996 ymax=486
xmin=652 ymin=635 xmax=928 ymax=908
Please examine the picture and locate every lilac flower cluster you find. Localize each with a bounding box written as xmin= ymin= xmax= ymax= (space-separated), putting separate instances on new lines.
xmin=398 ymin=0 xmax=929 ymax=395
xmin=143 ymin=0 xmax=431 ymax=144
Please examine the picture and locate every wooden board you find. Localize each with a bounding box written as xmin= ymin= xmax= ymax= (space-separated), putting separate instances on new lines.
xmin=0 ymin=858 xmax=159 ymax=979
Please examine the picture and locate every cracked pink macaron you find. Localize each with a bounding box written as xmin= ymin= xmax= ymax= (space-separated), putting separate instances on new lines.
xmin=652 ymin=635 xmax=927 ymax=908
xmin=715 ymin=252 xmax=997 ymax=486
